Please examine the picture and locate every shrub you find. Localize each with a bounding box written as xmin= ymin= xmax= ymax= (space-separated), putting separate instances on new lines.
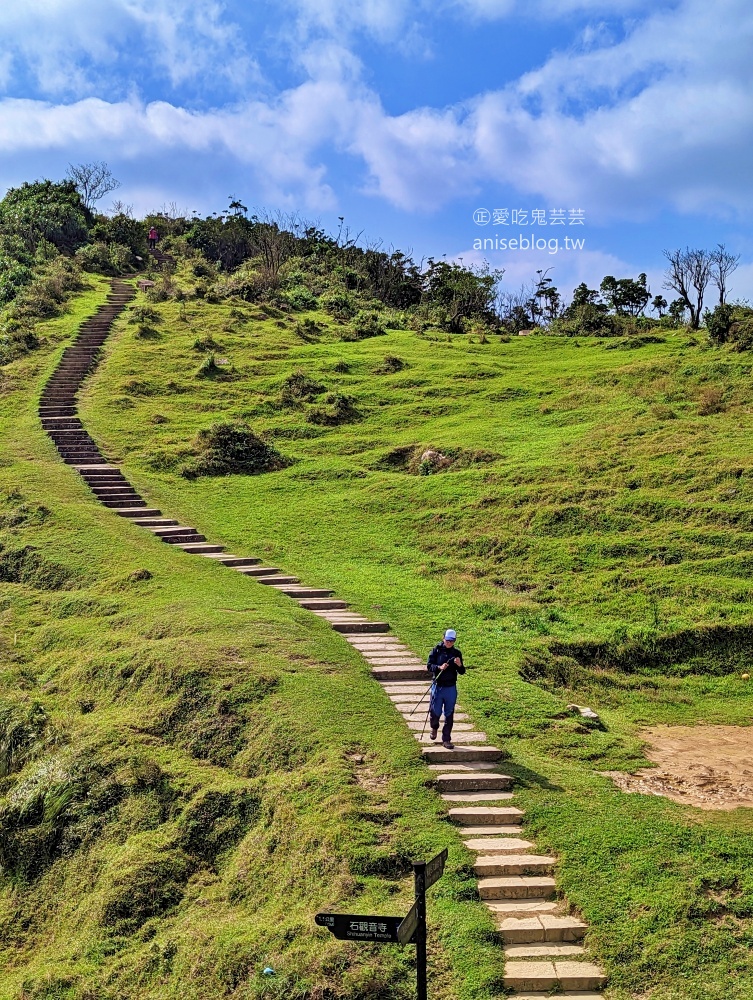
xmin=279 ymin=369 xmax=325 ymax=407
xmin=374 ymin=354 xmax=405 ymax=374
xmin=321 ymin=289 xmax=357 ymax=321
xmin=182 ymin=421 xmax=290 ymax=478
xmin=134 ymin=323 xmax=161 ymax=340
xmin=342 ymin=310 xmax=386 ymax=341
xmin=217 ymin=264 xmax=279 ymax=301
xmin=75 ymin=241 xmax=126 ymax=275
xmin=294 ymin=317 xmax=320 ymax=340
xmin=332 ymin=360 xmax=351 ymax=373
xmin=708 ymin=304 xmax=753 ymax=351
xmin=127 ymin=305 xmax=161 ymax=325
xmin=282 ymin=284 xmax=318 ymax=311
xmin=705 ymin=303 xmax=734 ymax=344
xmin=192 ymin=259 xmax=215 ymax=278
xmin=698 ymin=387 xmax=726 ymax=416
xmin=146 ymin=275 xmax=179 ymax=302
xmin=306 ymin=393 xmax=362 ymax=426
xmin=192 ymin=335 xmax=220 ymax=352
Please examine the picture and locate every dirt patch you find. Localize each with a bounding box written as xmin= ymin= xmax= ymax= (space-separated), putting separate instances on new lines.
xmin=605 ymin=725 xmax=753 ymax=809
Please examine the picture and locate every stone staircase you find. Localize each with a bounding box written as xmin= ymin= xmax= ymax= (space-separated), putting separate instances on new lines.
xmin=148 ymin=246 xmax=173 ymax=270
xmin=38 ymin=279 xmax=607 ymax=998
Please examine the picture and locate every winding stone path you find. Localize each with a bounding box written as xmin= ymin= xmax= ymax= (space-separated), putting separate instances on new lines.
xmin=39 ymin=278 xmax=607 ymax=997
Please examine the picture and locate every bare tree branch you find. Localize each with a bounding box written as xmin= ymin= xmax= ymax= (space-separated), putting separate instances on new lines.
xmin=66 ymin=161 xmax=120 ymax=211
xmin=662 ymin=247 xmax=712 ymax=329
xmin=710 ymin=243 xmax=741 ymax=306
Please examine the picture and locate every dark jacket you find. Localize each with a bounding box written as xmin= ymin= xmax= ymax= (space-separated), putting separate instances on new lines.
xmin=427 ymin=642 xmax=465 ymax=688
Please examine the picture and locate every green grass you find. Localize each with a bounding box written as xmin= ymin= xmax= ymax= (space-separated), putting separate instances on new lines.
xmin=72 ymin=263 xmax=753 ymax=999
xmin=0 ymin=283 xmax=502 ymax=1000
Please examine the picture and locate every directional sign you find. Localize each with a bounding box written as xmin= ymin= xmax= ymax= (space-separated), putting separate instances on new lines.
xmin=315 ymin=913 xmax=403 ymax=943
xmin=424 ymin=848 xmax=448 ymax=891
xmin=397 ymin=900 xmax=419 ymax=946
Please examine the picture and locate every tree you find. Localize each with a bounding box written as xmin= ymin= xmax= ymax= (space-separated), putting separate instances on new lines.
xmin=651 ymin=295 xmax=668 ymax=317
xmin=423 ymin=259 xmax=501 ymax=333
xmin=66 ymin=162 xmax=120 ymax=211
xmin=0 ymin=179 xmax=91 ymax=253
xmin=668 ymin=298 xmax=687 ymax=327
xmin=662 ymin=247 xmax=712 ymax=329
xmin=570 ymin=282 xmax=602 ymax=309
xmin=529 ymin=269 xmax=560 ymax=324
xmin=709 ymin=243 xmax=740 ymax=306
xmin=599 ymin=273 xmax=650 ymax=316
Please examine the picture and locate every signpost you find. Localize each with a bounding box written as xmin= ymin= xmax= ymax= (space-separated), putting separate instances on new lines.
xmin=315 ymin=848 xmax=448 ymax=1000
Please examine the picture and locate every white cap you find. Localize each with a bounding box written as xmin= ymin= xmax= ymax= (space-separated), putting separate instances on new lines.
xmin=444 ymin=629 xmax=457 ymax=640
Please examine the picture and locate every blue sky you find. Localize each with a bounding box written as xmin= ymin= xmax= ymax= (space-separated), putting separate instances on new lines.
xmin=1 ymin=0 xmax=752 ymax=303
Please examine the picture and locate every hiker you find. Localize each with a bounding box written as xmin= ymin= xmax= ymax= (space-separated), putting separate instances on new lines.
xmin=148 ymin=226 xmax=158 ymax=250
xmin=427 ymin=629 xmax=465 ymax=749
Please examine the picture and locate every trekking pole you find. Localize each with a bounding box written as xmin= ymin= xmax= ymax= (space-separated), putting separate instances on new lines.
xmin=421 ymin=696 xmax=434 ymax=739
xmin=409 ymin=677 xmax=436 ymax=716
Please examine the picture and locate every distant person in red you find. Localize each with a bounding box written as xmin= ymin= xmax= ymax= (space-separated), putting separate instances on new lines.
xmin=148 ymin=227 xmax=158 ymax=250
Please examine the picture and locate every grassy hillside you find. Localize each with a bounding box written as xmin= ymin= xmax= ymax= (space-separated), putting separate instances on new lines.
xmin=0 ymin=286 xmax=502 ymax=1000
xmin=74 ymin=259 xmax=753 ymax=999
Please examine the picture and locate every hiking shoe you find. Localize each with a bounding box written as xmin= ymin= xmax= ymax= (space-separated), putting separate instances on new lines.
xmin=442 ymin=741 xmax=454 ymax=749
xmin=430 ymin=728 xmax=438 ymax=741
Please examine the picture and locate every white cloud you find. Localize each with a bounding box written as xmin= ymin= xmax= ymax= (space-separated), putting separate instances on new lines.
xmin=341 ymin=0 xmax=753 ymax=219
xmin=0 ymin=0 xmax=257 ymax=97
xmin=0 ymin=93 xmax=338 ymax=210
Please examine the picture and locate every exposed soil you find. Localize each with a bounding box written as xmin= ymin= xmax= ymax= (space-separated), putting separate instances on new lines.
xmin=605 ymin=725 xmax=753 ymax=809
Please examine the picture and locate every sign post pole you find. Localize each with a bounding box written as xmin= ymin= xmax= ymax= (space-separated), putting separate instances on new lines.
xmin=413 ymin=861 xmax=428 ymax=1000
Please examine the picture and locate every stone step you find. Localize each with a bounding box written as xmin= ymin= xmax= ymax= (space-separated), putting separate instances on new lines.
xmin=116 ymin=508 xmax=163 ymax=518
xmin=311 ymin=610 xmax=365 ymax=619
xmin=149 ymin=526 xmax=198 ymax=537
xmin=499 ymin=915 xmax=587 ymax=944
xmin=180 ymin=544 xmax=226 ymax=554
xmin=478 ymin=876 xmax=556 ymax=900
xmin=232 ymin=565 xmax=281 ymax=576
xmin=131 ymin=518 xmax=179 ymax=527
xmin=423 ymin=746 xmax=505 ymax=765
xmin=508 ymin=994 xmax=603 ymax=1000
xmin=333 ymin=622 xmax=391 ymax=634
xmin=442 ymin=791 xmax=514 ymax=803
xmin=424 ymin=758 xmax=493 ymax=770
xmin=448 ymin=806 xmax=524 ymax=825
xmin=103 ymin=499 xmax=147 ymax=508
xmin=418 ymin=732 xmax=488 ymax=745
xmin=503 ymin=962 xmax=605 ymax=993
xmin=298 ymin=599 xmax=349 ymax=610
xmin=460 ymin=825 xmax=525 ymax=837
xmin=64 ymin=456 xmax=103 ymax=465
xmin=463 ymin=837 xmax=534 ymax=853
xmin=372 ymin=667 xmax=427 ymax=682
xmin=504 ymin=944 xmax=585 ymax=958
xmin=347 ymin=641 xmax=412 ymax=651
xmin=485 ymin=899 xmax=560 ymax=918
xmin=435 ymin=773 xmax=513 ymax=792
xmin=272 ymin=586 xmax=335 ymax=598
xmin=406 ymin=720 xmax=474 ymax=732
xmin=208 ymin=556 xmax=260 ymax=566
xmin=162 ymin=533 xmax=206 ymax=544
xmin=474 ymin=855 xmax=555 ymax=877
xmin=363 ymin=656 xmax=425 ymax=665
xmin=257 ymin=575 xmax=302 ymax=585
